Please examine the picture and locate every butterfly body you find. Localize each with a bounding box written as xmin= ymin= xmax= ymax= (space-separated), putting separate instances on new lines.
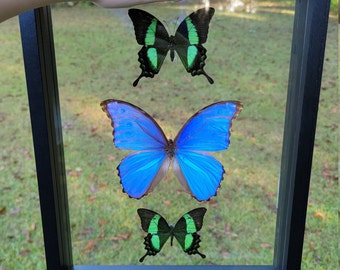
xmin=129 ymin=8 xmax=215 ymax=86
xmin=138 ymin=207 xmax=207 ymax=262
xmin=101 ymin=99 xmax=242 ymax=201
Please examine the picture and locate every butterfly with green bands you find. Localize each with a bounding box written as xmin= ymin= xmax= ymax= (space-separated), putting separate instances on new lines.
xmin=137 ymin=207 xmax=207 ymax=262
xmin=129 ymin=8 xmax=215 ymax=86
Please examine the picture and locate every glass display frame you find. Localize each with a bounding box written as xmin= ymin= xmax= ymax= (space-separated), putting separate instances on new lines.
xmin=18 ymin=0 xmax=331 ymax=269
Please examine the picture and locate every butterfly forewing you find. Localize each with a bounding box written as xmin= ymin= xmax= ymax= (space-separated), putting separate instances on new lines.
xmin=101 ymin=99 xmax=168 ymax=150
xmin=184 ymin=7 xmax=215 ymax=44
xmin=174 ymin=101 xmax=243 ymax=151
xmin=138 ymin=209 xmax=171 ymax=233
xmin=128 ymin=9 xmax=170 ymax=46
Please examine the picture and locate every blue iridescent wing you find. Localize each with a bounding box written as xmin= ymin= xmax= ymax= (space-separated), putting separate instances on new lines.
xmin=173 ymin=101 xmax=243 ymax=201
xmin=175 ymin=101 xmax=242 ymax=151
xmin=119 ymin=151 xmax=170 ymax=199
xmin=101 ymin=99 xmax=168 ymax=150
xmin=101 ymin=99 xmax=170 ymax=199
xmin=173 ymin=151 xmax=225 ymax=201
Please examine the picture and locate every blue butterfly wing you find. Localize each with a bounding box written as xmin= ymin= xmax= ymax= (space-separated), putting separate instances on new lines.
xmin=173 ymin=101 xmax=242 ymax=201
xmin=101 ymin=99 xmax=168 ymax=150
xmin=119 ymin=151 xmax=170 ymax=199
xmin=173 ymin=151 xmax=224 ymax=201
xmin=101 ymin=99 xmax=170 ymax=199
xmin=175 ymin=101 xmax=242 ymax=151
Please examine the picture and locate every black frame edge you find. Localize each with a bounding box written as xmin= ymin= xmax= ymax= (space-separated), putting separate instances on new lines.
xmin=274 ymin=0 xmax=331 ymax=269
xmin=74 ymin=266 xmax=274 ymax=270
xmin=19 ymin=7 xmax=73 ymax=270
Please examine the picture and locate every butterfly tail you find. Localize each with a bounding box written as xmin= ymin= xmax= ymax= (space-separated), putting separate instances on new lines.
xmin=139 ymin=253 xmax=148 ymax=263
xmin=195 ymin=250 xmax=206 ymax=259
xmin=202 ymin=70 xmax=214 ymax=84
xmin=133 ymin=74 xmax=144 ymax=87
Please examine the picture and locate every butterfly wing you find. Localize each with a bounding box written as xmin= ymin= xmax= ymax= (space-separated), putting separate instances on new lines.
xmin=172 ymin=151 xmax=225 ymax=201
xmin=137 ymin=208 xmax=172 ymax=262
xmin=129 ymin=9 xmax=171 ymax=86
xmin=173 ymin=101 xmax=243 ymax=201
xmin=174 ymin=7 xmax=215 ymax=84
xmin=101 ymin=99 xmax=170 ymax=198
xmin=172 ymin=207 xmax=207 ymax=258
xmin=118 ymin=151 xmax=170 ymax=199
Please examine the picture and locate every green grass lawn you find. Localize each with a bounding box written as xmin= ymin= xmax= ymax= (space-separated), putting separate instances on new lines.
xmin=0 ymin=1 xmax=338 ymax=268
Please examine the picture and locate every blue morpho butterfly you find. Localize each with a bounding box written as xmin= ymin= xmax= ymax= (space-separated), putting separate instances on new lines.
xmin=128 ymin=7 xmax=215 ymax=86
xmin=100 ymin=99 xmax=242 ymax=201
xmin=137 ymin=207 xmax=207 ymax=262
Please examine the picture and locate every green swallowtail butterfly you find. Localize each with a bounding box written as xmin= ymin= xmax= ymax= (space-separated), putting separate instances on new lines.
xmin=128 ymin=8 xmax=215 ymax=86
xmin=137 ymin=207 xmax=207 ymax=262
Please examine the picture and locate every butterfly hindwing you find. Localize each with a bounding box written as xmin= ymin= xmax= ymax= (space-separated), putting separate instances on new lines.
xmin=138 ymin=208 xmax=206 ymax=262
xmin=133 ymin=46 xmax=168 ymax=87
xmin=118 ymin=151 xmax=170 ymax=199
xmin=173 ymin=151 xmax=225 ymax=201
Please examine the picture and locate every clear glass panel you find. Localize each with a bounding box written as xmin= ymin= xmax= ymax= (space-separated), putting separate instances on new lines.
xmin=52 ymin=0 xmax=295 ymax=265
xmin=0 ymin=18 xmax=46 ymax=269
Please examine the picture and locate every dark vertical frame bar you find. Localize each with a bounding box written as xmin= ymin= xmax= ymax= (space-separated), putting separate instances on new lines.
xmin=19 ymin=7 xmax=73 ymax=270
xmin=274 ymin=0 xmax=330 ymax=269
